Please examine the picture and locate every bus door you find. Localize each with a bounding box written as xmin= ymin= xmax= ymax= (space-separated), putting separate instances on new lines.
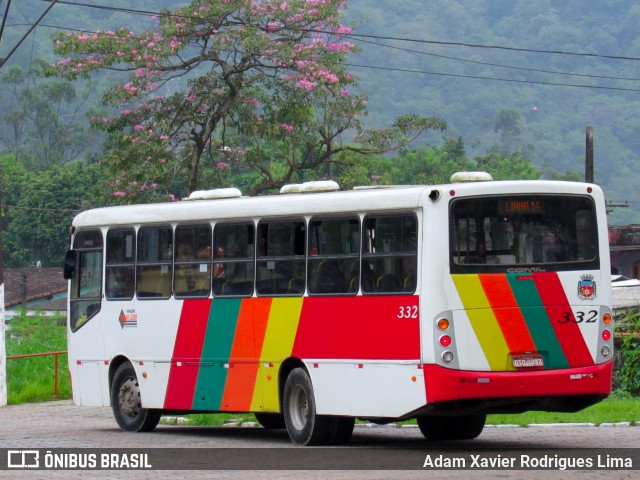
xmin=65 ymin=228 xmax=106 ymax=405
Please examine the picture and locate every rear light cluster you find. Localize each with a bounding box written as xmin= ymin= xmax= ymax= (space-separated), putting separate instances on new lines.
xmin=600 ymin=312 xmax=612 ymax=359
xmin=436 ymin=315 xmax=454 ymax=364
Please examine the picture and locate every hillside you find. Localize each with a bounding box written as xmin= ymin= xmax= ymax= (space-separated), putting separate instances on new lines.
xmin=2 ymin=0 xmax=640 ymax=223
xmin=345 ymin=0 xmax=640 ymax=223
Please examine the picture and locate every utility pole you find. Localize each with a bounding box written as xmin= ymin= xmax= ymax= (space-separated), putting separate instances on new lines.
xmin=1 ymin=158 xmax=6 ymax=407
xmin=0 ymin=0 xmax=8 ymax=408
xmin=585 ymin=126 xmax=594 ymax=183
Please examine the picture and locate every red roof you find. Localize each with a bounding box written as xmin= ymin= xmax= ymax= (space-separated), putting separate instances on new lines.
xmin=4 ymin=268 xmax=67 ymax=308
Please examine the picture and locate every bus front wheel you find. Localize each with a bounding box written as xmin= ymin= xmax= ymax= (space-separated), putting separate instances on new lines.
xmin=283 ymin=367 xmax=330 ymax=445
xmin=110 ymin=362 xmax=161 ymax=432
xmin=417 ymin=414 xmax=486 ymax=441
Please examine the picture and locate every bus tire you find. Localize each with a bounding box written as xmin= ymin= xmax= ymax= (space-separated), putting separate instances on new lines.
xmin=254 ymin=412 xmax=286 ymax=429
xmin=283 ymin=367 xmax=330 ymax=445
xmin=326 ymin=416 xmax=355 ymax=445
xmin=417 ymin=414 xmax=485 ymax=441
xmin=110 ymin=362 xmax=161 ymax=432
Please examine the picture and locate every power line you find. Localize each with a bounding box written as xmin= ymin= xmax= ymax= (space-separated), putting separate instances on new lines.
xmin=0 ymin=0 xmax=11 ymax=47
xmin=16 ymin=20 xmax=640 ymax=84
xmin=11 ymin=6 xmax=640 ymax=93
xmin=345 ymin=62 xmax=640 ymax=93
xmin=4 ymin=21 xmax=636 ymax=94
xmin=40 ymin=0 xmax=640 ymax=62
xmin=0 ymin=0 xmax=58 ymax=69
xmin=351 ymin=36 xmax=640 ymax=83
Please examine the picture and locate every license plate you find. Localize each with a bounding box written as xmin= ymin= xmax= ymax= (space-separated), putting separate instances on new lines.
xmin=512 ymin=355 xmax=544 ymax=368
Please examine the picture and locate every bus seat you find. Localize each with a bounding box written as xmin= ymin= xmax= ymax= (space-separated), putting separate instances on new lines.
xmin=376 ymin=273 xmax=401 ymax=293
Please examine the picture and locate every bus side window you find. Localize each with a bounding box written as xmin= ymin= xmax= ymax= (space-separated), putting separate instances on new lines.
xmin=362 ymin=214 xmax=417 ymax=294
xmin=214 ymin=223 xmax=255 ymax=297
xmin=257 ymin=220 xmax=305 ymax=296
xmin=105 ymin=228 xmax=135 ymax=300
xmin=69 ymin=229 xmax=103 ymax=331
xmin=174 ymin=224 xmax=211 ymax=298
xmin=137 ymin=226 xmax=173 ymax=299
xmin=308 ymin=217 xmax=359 ymax=295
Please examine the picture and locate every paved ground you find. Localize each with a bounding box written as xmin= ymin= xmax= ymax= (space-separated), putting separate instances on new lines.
xmin=0 ymin=401 xmax=638 ymax=479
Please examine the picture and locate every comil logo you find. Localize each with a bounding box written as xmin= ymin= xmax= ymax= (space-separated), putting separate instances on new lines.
xmin=7 ymin=450 xmax=40 ymax=468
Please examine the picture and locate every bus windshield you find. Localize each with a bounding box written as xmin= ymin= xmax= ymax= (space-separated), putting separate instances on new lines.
xmin=450 ymin=194 xmax=598 ymax=271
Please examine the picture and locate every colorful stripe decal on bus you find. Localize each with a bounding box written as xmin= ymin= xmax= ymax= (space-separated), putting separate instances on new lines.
xmin=162 ymin=295 xmax=420 ymax=411
xmin=452 ymin=273 xmax=593 ymax=371
xmin=532 ymin=273 xmax=593 ymax=367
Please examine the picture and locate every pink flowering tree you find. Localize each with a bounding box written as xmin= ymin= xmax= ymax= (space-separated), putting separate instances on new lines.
xmin=51 ymin=0 xmax=445 ymax=198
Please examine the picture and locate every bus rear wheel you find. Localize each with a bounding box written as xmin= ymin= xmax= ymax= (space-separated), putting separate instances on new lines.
xmin=111 ymin=362 xmax=161 ymax=432
xmin=417 ymin=414 xmax=486 ymax=441
xmin=283 ymin=367 xmax=330 ymax=445
xmin=326 ymin=416 xmax=355 ymax=445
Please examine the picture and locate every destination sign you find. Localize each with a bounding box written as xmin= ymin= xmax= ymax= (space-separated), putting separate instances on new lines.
xmin=498 ymin=199 xmax=545 ymax=215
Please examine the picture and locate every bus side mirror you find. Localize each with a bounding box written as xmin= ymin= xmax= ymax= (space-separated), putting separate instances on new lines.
xmin=63 ymin=250 xmax=77 ymax=280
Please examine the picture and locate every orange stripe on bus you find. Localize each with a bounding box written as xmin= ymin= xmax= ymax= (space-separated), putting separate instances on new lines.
xmin=478 ymin=274 xmax=537 ymax=353
xmin=221 ymin=299 xmax=260 ymax=411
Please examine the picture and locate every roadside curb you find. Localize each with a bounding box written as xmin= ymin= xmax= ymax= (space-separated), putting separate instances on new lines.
xmin=159 ymin=417 xmax=639 ymax=428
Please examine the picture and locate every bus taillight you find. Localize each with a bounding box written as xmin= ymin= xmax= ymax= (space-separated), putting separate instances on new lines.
xmin=437 ymin=318 xmax=450 ymax=330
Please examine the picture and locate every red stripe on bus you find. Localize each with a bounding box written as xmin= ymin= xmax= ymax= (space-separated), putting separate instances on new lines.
xmin=163 ymin=299 xmax=211 ymax=409
xmin=292 ymin=296 xmax=420 ymax=360
xmin=533 ymin=273 xmax=594 ymax=367
xmin=220 ymin=299 xmax=262 ymax=411
xmin=478 ymin=274 xmax=537 ymax=353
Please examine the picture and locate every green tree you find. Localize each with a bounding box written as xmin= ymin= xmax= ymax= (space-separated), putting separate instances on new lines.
xmin=0 ymin=60 xmax=95 ymax=168
xmin=387 ymin=137 xmax=474 ymax=185
xmin=2 ymin=157 xmax=103 ymax=267
xmin=474 ymin=150 xmax=540 ymax=180
xmin=51 ymin=0 xmax=444 ymax=198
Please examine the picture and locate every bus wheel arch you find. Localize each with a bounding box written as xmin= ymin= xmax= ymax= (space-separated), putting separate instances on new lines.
xmin=108 ymin=355 xmax=131 ymax=390
xmin=110 ymin=361 xmax=161 ymax=432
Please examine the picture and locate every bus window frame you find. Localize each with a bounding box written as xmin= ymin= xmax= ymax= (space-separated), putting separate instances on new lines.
xmin=213 ymin=221 xmax=256 ymax=298
xmin=173 ymin=223 xmax=212 ymax=299
xmin=361 ymin=212 xmax=418 ymax=295
xmin=69 ymin=228 xmax=103 ymax=332
xmin=256 ymin=218 xmax=306 ymax=297
xmin=105 ymin=227 xmax=136 ymax=301
xmin=136 ymin=224 xmax=173 ymax=300
xmin=307 ymin=215 xmax=360 ymax=296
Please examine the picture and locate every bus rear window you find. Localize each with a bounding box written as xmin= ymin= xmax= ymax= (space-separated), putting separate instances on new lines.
xmin=450 ymin=195 xmax=598 ymax=271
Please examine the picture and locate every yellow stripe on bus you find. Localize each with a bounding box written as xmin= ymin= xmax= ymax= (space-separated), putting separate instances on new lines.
xmin=252 ymin=297 xmax=304 ymax=411
xmin=452 ymin=275 xmax=512 ymax=371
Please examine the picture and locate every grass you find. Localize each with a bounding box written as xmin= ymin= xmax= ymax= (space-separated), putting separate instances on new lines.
xmin=5 ymin=315 xmax=71 ymax=404
xmin=486 ymin=396 xmax=640 ymax=426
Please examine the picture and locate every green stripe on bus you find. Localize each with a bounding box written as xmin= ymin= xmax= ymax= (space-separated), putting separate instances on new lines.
xmin=507 ymin=274 xmax=569 ymax=369
xmin=192 ymin=297 xmax=242 ymax=410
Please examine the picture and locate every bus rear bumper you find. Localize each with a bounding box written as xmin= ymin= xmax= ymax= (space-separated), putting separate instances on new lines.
xmin=423 ymin=362 xmax=612 ymax=406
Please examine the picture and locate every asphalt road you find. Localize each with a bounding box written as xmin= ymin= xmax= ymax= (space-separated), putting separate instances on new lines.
xmin=0 ymin=401 xmax=638 ymax=479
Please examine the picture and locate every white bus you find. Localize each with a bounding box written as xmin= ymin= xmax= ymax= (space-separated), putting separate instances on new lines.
xmin=64 ymin=175 xmax=613 ymax=445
